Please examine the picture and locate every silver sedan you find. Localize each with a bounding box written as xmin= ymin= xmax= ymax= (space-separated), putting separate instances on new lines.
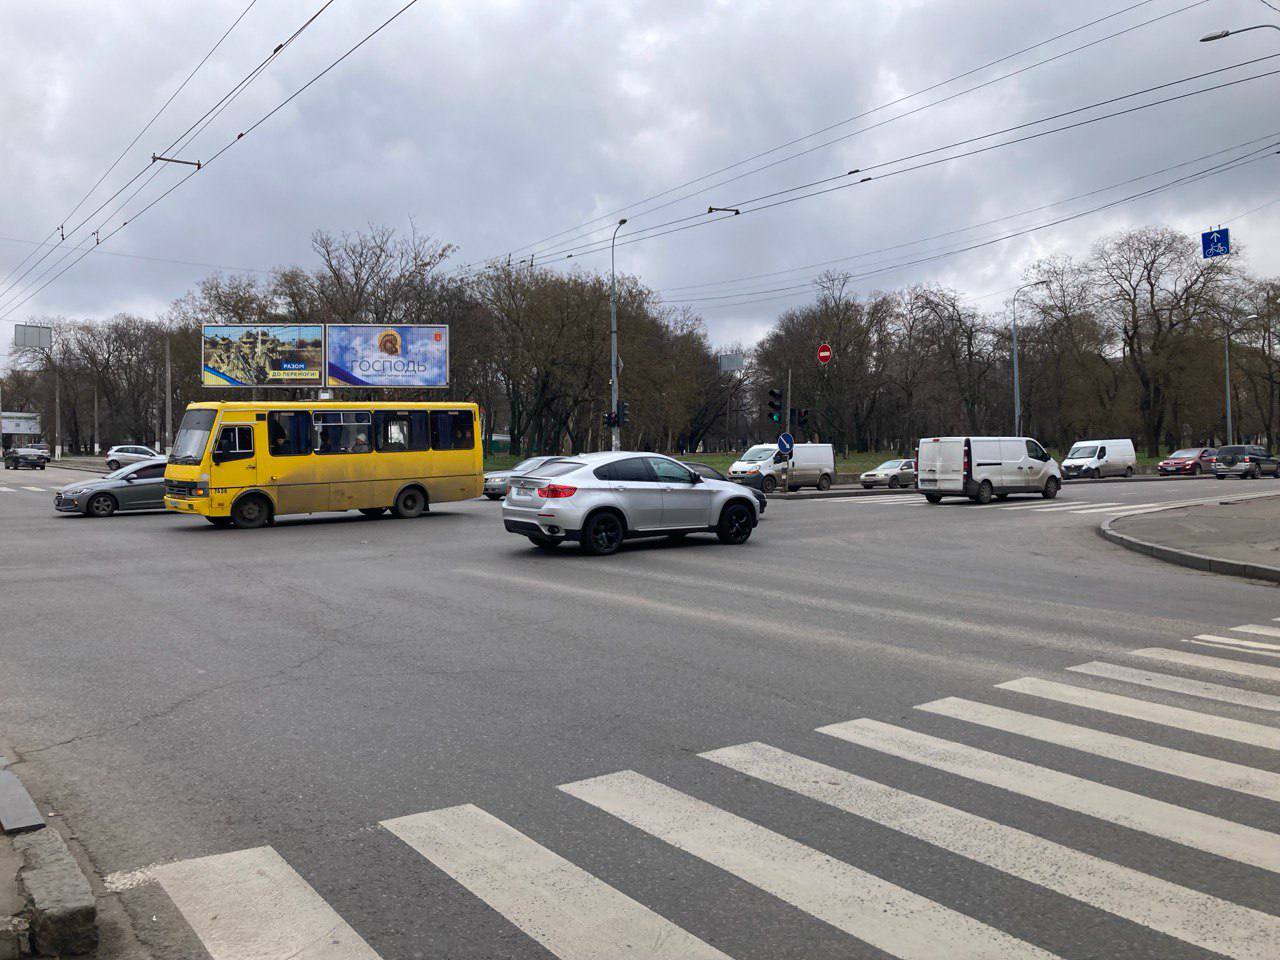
xmin=105 ymin=444 xmax=161 ymax=470
xmin=860 ymin=458 xmax=916 ymax=489
xmin=501 ymin=451 xmax=759 ymax=555
xmin=483 ymin=455 xmax=564 ymax=499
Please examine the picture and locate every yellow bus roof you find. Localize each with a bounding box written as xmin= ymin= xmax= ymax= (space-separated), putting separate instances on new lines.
xmin=186 ymin=400 xmax=478 ymax=411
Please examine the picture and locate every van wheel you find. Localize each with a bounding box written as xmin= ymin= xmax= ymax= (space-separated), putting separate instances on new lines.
xmin=581 ymin=511 xmax=625 ymax=555
xmin=393 ymin=487 xmax=426 ymax=518
xmin=231 ymin=494 xmax=271 ymax=529
xmin=716 ymin=502 xmax=754 ymax=544
xmin=359 ymin=507 xmax=387 ymax=517
xmin=817 ymin=474 xmax=832 ymax=491
xmin=924 ymin=493 xmax=943 ymax=504
xmin=1042 ymin=477 xmax=1060 ymax=499
xmin=1125 ymin=466 xmax=1134 ymax=477
xmin=973 ymin=481 xmax=994 ymax=505
xmin=761 ymin=475 xmax=777 ymax=494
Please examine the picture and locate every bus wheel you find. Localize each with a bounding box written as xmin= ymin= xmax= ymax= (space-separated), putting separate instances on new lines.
xmin=393 ymin=487 xmax=426 ymax=518
xmin=231 ymin=494 xmax=271 ymax=529
xmin=359 ymin=507 xmax=387 ymax=518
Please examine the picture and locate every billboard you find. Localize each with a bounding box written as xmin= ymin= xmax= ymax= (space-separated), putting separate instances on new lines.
xmin=325 ymin=324 xmax=448 ymax=388
xmin=201 ymin=324 xmax=324 ymax=387
xmin=13 ymin=324 xmax=53 ymax=350
xmin=1 ymin=411 xmax=41 ymax=436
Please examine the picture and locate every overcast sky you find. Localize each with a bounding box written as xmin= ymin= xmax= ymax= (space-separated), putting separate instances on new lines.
xmin=1 ymin=0 xmax=1277 ymax=365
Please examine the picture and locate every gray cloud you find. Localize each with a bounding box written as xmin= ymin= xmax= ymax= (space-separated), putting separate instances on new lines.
xmin=1 ymin=0 xmax=1277 ymax=361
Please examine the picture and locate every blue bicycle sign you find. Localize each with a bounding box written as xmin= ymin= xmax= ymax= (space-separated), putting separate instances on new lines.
xmin=1201 ymin=228 xmax=1230 ymax=259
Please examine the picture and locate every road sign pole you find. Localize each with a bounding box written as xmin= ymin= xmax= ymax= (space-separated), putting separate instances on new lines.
xmin=785 ymin=367 xmax=792 ymax=490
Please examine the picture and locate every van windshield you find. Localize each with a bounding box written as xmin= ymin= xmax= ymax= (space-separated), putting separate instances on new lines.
xmin=1067 ymin=445 xmax=1097 ymax=459
xmin=169 ymin=410 xmax=217 ymax=464
xmin=741 ymin=445 xmax=776 ymax=462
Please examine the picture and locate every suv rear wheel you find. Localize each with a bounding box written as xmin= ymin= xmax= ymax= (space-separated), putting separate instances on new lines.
xmin=716 ymin=502 xmax=754 ymax=544
xmin=581 ymin=511 xmax=625 ymax=555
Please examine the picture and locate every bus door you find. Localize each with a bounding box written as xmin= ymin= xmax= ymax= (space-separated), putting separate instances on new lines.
xmin=264 ymin=410 xmax=328 ymax=515
xmin=315 ymin=410 xmax=374 ymax=510
xmin=426 ymin=408 xmax=479 ymax=501
xmin=210 ymin=420 xmax=260 ymax=501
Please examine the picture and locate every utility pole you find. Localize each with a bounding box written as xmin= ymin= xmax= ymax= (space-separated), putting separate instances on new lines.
xmin=1224 ymin=330 xmax=1233 ymax=445
xmin=784 ymin=366 xmax=792 ymax=489
xmin=609 ymin=218 xmax=627 ymax=451
xmin=54 ymin=367 xmax=61 ymax=460
xmin=164 ymin=335 xmax=173 ymax=453
xmin=93 ymin=386 xmax=99 ymax=456
xmin=1010 ymin=279 xmax=1048 ymax=435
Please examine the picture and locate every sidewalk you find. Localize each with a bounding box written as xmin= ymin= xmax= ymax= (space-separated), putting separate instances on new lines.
xmin=1103 ymin=492 xmax=1280 ymax=583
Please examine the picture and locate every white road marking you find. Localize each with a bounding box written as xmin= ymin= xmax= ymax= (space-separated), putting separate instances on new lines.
xmin=1068 ymin=502 xmax=1160 ymax=514
xmin=561 ymin=770 xmax=1059 ymax=959
xmin=21 ymin=485 xmax=45 ymax=492
xmin=0 ymin=487 xmax=13 ymax=493
xmin=382 ymin=804 xmax=730 ymax=960
xmin=1130 ymin=647 xmax=1280 ymax=683
xmin=818 ymin=719 xmax=1280 ymax=874
xmin=1068 ymin=661 xmax=1280 ymax=713
xmin=813 ymin=496 xmax=915 ymax=504
xmin=150 ymin=846 xmax=381 ymax=960
xmin=918 ymin=696 xmax=1280 ymax=801
xmin=1186 ymin=636 xmax=1280 ymax=659
xmin=704 ymin=741 xmax=1280 ymax=960
xmin=1230 ymin=623 xmax=1280 ymax=640
xmin=974 ymin=500 xmax=1101 ymax=511
xmin=1195 ymin=633 xmax=1280 ymax=651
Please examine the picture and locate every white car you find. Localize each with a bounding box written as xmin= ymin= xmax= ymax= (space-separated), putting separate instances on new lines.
xmin=502 ymin=451 xmax=760 ymax=555
xmin=916 ymin=436 xmax=1060 ymax=504
xmin=105 ymin=444 xmax=160 ymax=469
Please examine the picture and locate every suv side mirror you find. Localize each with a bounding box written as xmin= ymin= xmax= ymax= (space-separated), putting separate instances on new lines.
xmin=689 ymin=472 xmax=702 ymax=484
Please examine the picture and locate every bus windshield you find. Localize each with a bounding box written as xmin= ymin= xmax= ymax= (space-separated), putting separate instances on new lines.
xmin=170 ymin=410 xmax=217 ymax=464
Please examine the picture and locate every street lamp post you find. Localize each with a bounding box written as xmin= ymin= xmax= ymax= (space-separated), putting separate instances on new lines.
xmin=1200 ymin=24 xmax=1280 ymax=43
xmin=1225 ymin=313 xmax=1261 ymax=445
xmin=1010 ymin=280 xmax=1049 ymax=435
xmin=609 ymin=218 xmax=627 ymax=451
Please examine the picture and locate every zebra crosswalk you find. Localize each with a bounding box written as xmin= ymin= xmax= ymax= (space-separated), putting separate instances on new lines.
xmin=119 ymin=634 xmax=1280 ymax=960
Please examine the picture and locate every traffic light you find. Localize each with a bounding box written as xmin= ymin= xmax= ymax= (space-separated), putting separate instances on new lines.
xmin=797 ymin=408 xmax=810 ymax=428
xmin=618 ymin=402 xmax=630 ymax=425
xmin=767 ymin=388 xmax=783 ymax=424
xmin=602 ymin=410 xmax=617 ymax=427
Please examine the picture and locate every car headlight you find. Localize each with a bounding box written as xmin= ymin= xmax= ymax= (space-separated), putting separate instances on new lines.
xmin=62 ymin=488 xmax=89 ymax=497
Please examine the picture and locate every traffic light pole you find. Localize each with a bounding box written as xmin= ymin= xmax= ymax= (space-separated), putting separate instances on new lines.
xmin=784 ymin=366 xmax=792 ymax=490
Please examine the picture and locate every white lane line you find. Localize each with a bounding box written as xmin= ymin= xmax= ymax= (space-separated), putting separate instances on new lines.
xmin=974 ymin=500 xmax=1101 ymax=511
xmin=21 ymin=486 xmax=46 ymax=492
xmin=561 ymin=770 xmax=1060 ymax=960
xmin=1068 ymin=661 xmax=1280 ymax=714
xmin=818 ymin=719 xmax=1280 ymax=874
xmin=0 ymin=487 xmax=13 ymax=493
xmin=150 ymin=846 xmax=381 ymax=960
xmin=1130 ymin=647 xmax=1280 ymax=683
xmin=1187 ymin=636 xmax=1280 ymax=659
xmin=382 ymin=804 xmax=729 ymax=960
xmin=811 ymin=496 xmax=915 ymax=504
xmin=1068 ymin=502 xmax=1160 ymax=514
xmin=919 ymin=697 xmax=1280 ymax=802
xmin=704 ymin=741 xmax=1280 ymax=960
xmin=998 ymin=677 xmax=1280 ymax=750
xmin=1230 ymin=623 xmax=1280 ymax=640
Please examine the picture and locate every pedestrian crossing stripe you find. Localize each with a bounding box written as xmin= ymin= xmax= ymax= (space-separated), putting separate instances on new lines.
xmin=382 ymin=804 xmax=732 ymax=960
xmin=1068 ymin=660 xmax=1280 ymax=713
xmin=1186 ymin=635 xmax=1280 ymax=658
xmin=918 ymin=696 xmax=1280 ymax=801
xmin=818 ymin=718 xmax=1280 ymax=873
xmin=561 ymin=769 xmax=1060 ymax=960
xmin=1130 ymin=646 xmax=1280 ymax=682
xmin=1230 ymin=623 xmax=1280 ymax=640
xmin=703 ymin=741 xmax=1280 ymax=960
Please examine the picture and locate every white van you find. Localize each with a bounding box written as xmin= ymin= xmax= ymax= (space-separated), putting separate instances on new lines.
xmin=728 ymin=442 xmax=835 ymax=493
xmin=916 ymin=436 xmax=1061 ymax=504
xmin=1061 ymin=438 xmax=1136 ymax=480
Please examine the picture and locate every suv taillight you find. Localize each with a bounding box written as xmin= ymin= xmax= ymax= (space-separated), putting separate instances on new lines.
xmin=538 ymin=484 xmax=577 ymax=499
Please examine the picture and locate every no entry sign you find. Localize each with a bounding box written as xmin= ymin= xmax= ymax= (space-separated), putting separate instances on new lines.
xmin=817 ymin=343 xmax=832 ymax=365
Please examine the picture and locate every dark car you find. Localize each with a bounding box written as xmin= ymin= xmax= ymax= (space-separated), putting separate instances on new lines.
xmin=682 ymin=460 xmax=766 ymax=515
xmin=3 ymin=445 xmax=48 ymax=470
xmin=1157 ymin=447 xmax=1216 ymax=475
xmin=54 ymin=459 xmax=168 ymax=516
xmin=1211 ymin=444 xmax=1280 ymax=480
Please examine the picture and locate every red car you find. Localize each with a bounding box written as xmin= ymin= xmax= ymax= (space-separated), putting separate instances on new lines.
xmin=1157 ymin=447 xmax=1216 ymax=475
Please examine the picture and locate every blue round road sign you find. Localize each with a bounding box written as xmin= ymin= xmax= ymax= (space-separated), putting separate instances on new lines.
xmin=777 ymin=432 xmax=794 ymax=454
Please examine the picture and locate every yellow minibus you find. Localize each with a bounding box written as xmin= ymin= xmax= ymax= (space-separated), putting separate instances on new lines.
xmin=163 ymin=400 xmax=483 ymax=527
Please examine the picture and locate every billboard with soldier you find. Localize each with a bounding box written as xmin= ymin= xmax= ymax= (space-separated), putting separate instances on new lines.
xmin=201 ymin=324 xmax=324 ymax=387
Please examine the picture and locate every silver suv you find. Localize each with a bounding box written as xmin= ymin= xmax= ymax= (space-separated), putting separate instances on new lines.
xmin=502 ymin=451 xmax=760 ymax=554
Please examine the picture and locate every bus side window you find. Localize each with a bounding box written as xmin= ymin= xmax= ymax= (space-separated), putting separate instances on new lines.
xmin=374 ymin=411 xmax=412 ymax=452
xmin=267 ymin=411 xmax=312 ymax=456
xmin=430 ymin=410 xmax=475 ymax=450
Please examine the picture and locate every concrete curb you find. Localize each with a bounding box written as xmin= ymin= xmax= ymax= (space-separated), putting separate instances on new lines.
xmin=13 ymin=827 xmax=97 ymax=957
xmin=1098 ymin=492 xmax=1280 ymax=584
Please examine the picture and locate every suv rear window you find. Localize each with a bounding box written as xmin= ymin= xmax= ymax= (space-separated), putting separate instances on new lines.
xmin=1218 ymin=446 xmax=1246 ymax=456
xmin=532 ymin=461 xmax=582 ymax=478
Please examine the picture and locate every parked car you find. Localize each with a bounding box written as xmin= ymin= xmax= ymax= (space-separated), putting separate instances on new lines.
xmin=681 ymin=461 xmax=766 ymax=515
xmin=1157 ymin=447 xmax=1216 ymax=475
xmin=3 ymin=445 xmax=48 ymax=470
xmin=859 ymin=458 xmax=916 ymax=489
xmin=54 ymin=459 xmax=168 ymax=516
xmin=727 ymin=442 xmax=835 ymax=493
xmin=502 ymin=451 xmax=760 ymax=555
xmin=105 ymin=444 xmax=160 ymax=470
xmin=1061 ymin=439 xmax=1136 ymax=479
xmin=483 ymin=455 xmax=565 ymax=500
xmin=916 ymin=436 xmax=1060 ymax=503
xmin=1211 ymin=444 xmax=1280 ymax=479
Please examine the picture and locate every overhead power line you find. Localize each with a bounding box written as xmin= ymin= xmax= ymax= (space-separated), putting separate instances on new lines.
xmin=0 ymin=1 xmax=337 ymax=312
xmin=504 ymin=57 xmax=1280 ymax=268
xmin=456 ymin=0 xmax=1203 ymax=273
xmin=0 ymin=0 xmax=424 ymax=322
xmin=0 ymin=0 xmax=260 ymax=291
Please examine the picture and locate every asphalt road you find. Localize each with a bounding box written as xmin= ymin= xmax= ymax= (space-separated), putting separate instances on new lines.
xmin=3 ymin=468 xmax=1280 ymax=959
